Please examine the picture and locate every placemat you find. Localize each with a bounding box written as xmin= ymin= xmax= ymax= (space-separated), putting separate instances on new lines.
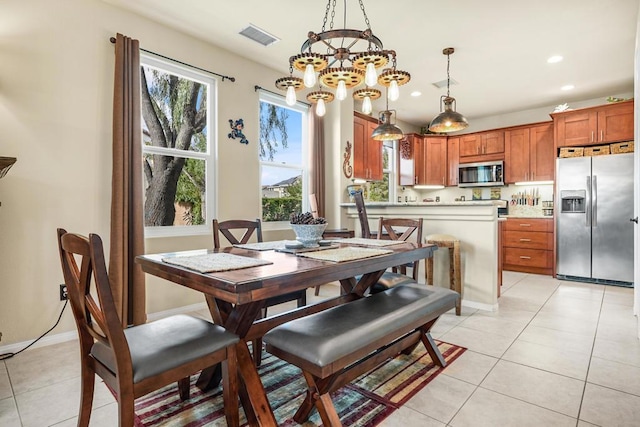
xmin=161 ymin=253 xmax=273 ymax=273
xmin=233 ymin=240 xmax=288 ymax=251
xmin=297 ymin=246 xmax=393 ymax=263
xmin=275 ymin=244 xmax=340 ymax=255
xmin=338 ymin=237 xmax=407 ymax=247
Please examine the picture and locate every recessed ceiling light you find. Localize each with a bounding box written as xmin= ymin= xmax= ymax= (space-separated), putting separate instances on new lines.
xmin=547 ymin=55 xmax=563 ymax=63
xmin=410 ymin=91 xmax=422 ymax=97
xmin=561 ymin=84 xmax=575 ymax=91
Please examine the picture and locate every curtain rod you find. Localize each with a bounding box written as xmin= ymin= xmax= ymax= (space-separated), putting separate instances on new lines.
xmin=109 ymin=37 xmax=235 ymax=82
xmin=254 ymin=85 xmax=311 ymax=107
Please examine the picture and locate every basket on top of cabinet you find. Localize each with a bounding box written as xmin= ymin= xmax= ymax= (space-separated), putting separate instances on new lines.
xmin=559 ymin=147 xmax=584 ymax=158
xmin=610 ymin=141 xmax=634 ymax=154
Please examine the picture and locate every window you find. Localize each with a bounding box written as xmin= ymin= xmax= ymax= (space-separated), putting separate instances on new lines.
xmin=259 ymin=92 xmax=309 ymax=224
xmin=367 ymin=142 xmax=396 ymax=202
xmin=140 ymin=54 xmax=216 ymax=237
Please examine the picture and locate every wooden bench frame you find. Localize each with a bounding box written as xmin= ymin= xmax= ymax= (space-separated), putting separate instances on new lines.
xmin=264 ymin=289 xmax=454 ymax=426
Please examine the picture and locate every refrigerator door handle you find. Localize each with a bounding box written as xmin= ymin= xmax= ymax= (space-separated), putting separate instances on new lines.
xmin=592 ymin=175 xmax=597 ymax=227
xmin=586 ymin=176 xmax=591 ymax=227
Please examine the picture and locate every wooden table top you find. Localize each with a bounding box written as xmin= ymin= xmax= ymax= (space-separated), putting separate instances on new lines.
xmin=136 ymin=241 xmax=436 ymax=305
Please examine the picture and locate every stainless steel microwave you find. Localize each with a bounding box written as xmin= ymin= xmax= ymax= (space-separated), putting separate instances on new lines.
xmin=458 ymin=160 xmax=504 ymax=187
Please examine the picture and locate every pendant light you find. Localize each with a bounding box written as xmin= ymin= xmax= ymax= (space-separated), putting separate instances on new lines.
xmin=371 ymin=88 xmax=403 ymax=141
xmin=428 ymin=47 xmax=469 ymax=133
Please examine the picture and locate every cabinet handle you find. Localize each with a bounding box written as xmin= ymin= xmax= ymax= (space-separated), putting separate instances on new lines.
xmin=414 ymin=176 xmax=417 ymax=184
xmin=591 ymin=131 xmax=595 ymax=143
xmin=519 ymin=238 xmax=531 ymax=242
xmin=519 ymin=224 xmax=531 ymax=227
xmin=519 ymin=256 xmax=531 ymax=260
xmin=600 ymin=130 xmax=604 ymax=141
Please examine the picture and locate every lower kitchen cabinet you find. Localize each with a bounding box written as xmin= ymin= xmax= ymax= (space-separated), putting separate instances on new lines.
xmin=502 ymin=218 xmax=554 ymax=275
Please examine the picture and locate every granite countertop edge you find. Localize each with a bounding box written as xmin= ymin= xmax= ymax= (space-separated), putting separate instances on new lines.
xmin=340 ymin=201 xmax=504 ymax=207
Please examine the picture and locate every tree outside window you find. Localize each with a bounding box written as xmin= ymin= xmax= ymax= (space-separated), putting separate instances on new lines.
xmin=140 ymin=54 xmax=216 ymax=236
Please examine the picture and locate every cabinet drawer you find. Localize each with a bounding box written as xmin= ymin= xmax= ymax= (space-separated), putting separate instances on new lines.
xmin=504 ymin=218 xmax=552 ymax=232
xmin=503 ymin=230 xmax=552 ymax=250
xmin=504 ymin=248 xmax=552 ymax=269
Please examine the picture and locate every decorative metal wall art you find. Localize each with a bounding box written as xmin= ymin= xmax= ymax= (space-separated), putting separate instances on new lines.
xmin=228 ymin=119 xmax=249 ymax=144
xmin=343 ymin=140 xmax=353 ymax=178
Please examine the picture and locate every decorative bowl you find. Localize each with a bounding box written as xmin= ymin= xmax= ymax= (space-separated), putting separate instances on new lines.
xmin=290 ymin=223 xmax=327 ymax=248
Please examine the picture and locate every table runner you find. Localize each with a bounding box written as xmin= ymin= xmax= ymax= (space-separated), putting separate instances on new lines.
xmin=338 ymin=237 xmax=408 ymax=247
xmin=161 ymin=253 xmax=273 ymax=273
xmin=297 ymin=246 xmax=393 ymax=263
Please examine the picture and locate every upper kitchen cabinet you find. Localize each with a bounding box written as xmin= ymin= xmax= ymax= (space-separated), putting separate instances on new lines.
xmin=552 ymin=100 xmax=634 ymax=147
xmin=459 ymin=130 xmax=505 ymax=162
xmin=447 ymin=136 xmax=460 ymax=186
xmin=424 ymin=135 xmax=447 ymax=186
xmin=353 ymin=114 xmax=383 ymax=181
xmin=505 ymin=122 xmax=554 ymax=183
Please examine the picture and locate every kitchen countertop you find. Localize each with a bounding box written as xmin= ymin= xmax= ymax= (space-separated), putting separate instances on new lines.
xmin=340 ymin=200 xmax=506 ymax=207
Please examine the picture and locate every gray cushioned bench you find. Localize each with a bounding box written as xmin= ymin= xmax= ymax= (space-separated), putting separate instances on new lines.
xmin=263 ymin=283 xmax=458 ymax=426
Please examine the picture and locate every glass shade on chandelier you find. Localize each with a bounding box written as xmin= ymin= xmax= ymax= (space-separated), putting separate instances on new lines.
xmin=428 ymin=47 xmax=469 ymax=133
xmin=275 ymin=0 xmax=411 ymax=116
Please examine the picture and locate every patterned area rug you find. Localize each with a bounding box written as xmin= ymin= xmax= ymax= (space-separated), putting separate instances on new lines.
xmin=133 ymin=341 xmax=465 ymax=426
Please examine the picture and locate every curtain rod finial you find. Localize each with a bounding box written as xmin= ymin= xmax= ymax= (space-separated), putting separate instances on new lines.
xmin=109 ymin=36 xmax=116 ymax=44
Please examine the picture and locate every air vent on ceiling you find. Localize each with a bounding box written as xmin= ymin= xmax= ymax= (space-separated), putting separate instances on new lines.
xmin=239 ymin=24 xmax=280 ymax=46
xmin=432 ymin=78 xmax=458 ymax=89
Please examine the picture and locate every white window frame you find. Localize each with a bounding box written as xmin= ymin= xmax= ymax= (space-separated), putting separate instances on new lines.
xmin=384 ymin=141 xmax=397 ymax=203
xmin=141 ymin=53 xmax=218 ymax=238
xmin=258 ymin=91 xmax=310 ymax=231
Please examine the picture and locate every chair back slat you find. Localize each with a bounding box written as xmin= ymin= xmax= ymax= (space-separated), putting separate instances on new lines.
xmin=57 ymin=229 xmax=131 ymax=367
xmin=213 ymin=219 xmax=263 ymax=248
xmin=353 ymin=190 xmax=372 ymax=238
xmin=376 ymin=217 xmax=423 ymax=280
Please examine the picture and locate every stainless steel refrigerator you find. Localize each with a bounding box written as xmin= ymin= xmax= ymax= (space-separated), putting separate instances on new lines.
xmin=556 ymin=153 xmax=634 ymax=286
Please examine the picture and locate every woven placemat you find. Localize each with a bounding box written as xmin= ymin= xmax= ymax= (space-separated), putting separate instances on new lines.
xmin=297 ymin=246 xmax=393 ymax=263
xmin=339 ymin=237 xmax=407 ymax=247
xmin=233 ymin=240 xmax=288 ymax=251
xmin=162 ymin=253 xmax=272 ymax=273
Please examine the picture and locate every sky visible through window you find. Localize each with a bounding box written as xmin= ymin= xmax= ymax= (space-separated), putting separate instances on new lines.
xmin=260 ymin=107 xmax=303 ymax=185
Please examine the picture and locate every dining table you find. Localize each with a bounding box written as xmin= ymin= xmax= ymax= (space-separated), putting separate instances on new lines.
xmin=136 ymin=238 xmax=436 ymax=426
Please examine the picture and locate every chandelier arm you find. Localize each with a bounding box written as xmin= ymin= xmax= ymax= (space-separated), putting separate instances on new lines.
xmin=300 ymin=29 xmax=384 ymax=52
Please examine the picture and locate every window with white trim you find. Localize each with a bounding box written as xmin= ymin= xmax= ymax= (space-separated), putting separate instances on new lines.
xmin=258 ymin=92 xmax=310 ymax=224
xmin=140 ymin=54 xmax=216 ymax=237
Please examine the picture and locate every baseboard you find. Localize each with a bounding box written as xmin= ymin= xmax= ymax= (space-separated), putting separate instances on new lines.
xmin=463 ymin=299 xmax=498 ymax=312
xmin=0 ymin=302 xmax=208 ymax=356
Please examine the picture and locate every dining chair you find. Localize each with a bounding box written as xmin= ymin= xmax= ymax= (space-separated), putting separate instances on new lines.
xmin=353 ymin=190 xmax=390 ymax=239
xmin=212 ymin=218 xmax=307 ymax=366
xmin=369 ymin=217 xmax=424 ymax=294
xmin=57 ymin=229 xmax=240 ymax=427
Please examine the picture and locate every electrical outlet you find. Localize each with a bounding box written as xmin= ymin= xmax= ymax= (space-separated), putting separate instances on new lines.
xmin=59 ymin=284 xmax=68 ymax=301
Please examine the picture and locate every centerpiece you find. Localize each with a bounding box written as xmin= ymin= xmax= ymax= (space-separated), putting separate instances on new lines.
xmin=290 ymin=212 xmax=327 ymax=248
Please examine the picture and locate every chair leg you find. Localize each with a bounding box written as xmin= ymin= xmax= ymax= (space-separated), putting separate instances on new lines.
xmin=178 ymin=377 xmax=190 ymax=401
xmin=453 ymin=242 xmax=462 ymax=316
xmin=222 ymin=346 xmax=240 ymax=427
xmin=117 ymin=390 xmax=135 ymax=427
xmin=425 ymin=256 xmax=434 ymax=286
xmin=77 ymin=362 xmax=95 ymax=427
xmin=253 ymin=339 xmax=263 ymax=367
xmin=314 ymin=285 xmax=321 ymax=296
xmin=297 ymin=290 xmax=307 ymax=307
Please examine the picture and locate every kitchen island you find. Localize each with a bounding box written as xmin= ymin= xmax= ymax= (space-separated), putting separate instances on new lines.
xmin=342 ymin=201 xmax=501 ymax=311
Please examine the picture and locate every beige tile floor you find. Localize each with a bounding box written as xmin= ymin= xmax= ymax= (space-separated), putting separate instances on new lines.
xmin=1 ymin=271 xmax=639 ymax=426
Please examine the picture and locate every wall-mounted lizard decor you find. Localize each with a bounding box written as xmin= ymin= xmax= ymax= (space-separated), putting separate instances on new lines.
xmin=343 ymin=140 xmax=353 ymax=178
xmin=228 ymin=119 xmax=249 ymax=144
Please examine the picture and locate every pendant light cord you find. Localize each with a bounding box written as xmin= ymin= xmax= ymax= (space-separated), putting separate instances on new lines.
xmin=446 ymin=51 xmax=451 ymax=98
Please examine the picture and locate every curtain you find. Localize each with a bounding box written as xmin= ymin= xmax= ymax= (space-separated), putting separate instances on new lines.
xmin=309 ymin=105 xmax=326 ymax=217
xmin=110 ymin=33 xmax=146 ymax=327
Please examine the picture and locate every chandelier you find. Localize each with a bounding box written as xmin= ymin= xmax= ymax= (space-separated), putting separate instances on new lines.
xmin=428 ymin=47 xmax=469 ymax=133
xmin=275 ymin=0 xmax=411 ymax=117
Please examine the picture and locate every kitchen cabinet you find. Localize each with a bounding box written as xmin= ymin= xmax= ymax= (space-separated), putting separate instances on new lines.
xmin=552 ymin=100 xmax=634 ymax=147
xmin=447 ymin=136 xmax=459 ymax=186
xmin=505 ymin=122 xmax=554 ymax=183
xmin=459 ymin=130 xmax=505 ymax=162
xmin=502 ymin=218 xmax=554 ymax=275
xmin=353 ymin=114 xmax=383 ymax=181
xmin=424 ymin=136 xmax=447 ymax=186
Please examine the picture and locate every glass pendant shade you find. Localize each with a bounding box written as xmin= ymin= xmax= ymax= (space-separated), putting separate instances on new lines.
xmin=365 ymin=62 xmax=377 ymax=87
xmin=285 ymin=86 xmax=297 ymax=106
xmin=303 ymin=64 xmax=317 ymax=87
xmin=336 ymin=80 xmax=348 ymax=101
xmin=428 ymin=96 xmax=469 ymax=133
xmin=387 ymin=79 xmax=400 ymax=101
xmin=316 ymin=98 xmax=326 ymax=116
xmin=372 ymin=110 xmax=403 ymax=141
xmin=361 ymin=95 xmax=372 ymax=114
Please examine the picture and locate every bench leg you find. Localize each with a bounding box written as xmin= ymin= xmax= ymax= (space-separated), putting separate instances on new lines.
xmin=298 ymin=371 xmax=342 ymax=427
xmin=419 ymin=321 xmax=446 ymax=368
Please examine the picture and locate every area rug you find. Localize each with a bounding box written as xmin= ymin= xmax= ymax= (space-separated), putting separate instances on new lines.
xmin=133 ymin=341 xmax=465 ymax=426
